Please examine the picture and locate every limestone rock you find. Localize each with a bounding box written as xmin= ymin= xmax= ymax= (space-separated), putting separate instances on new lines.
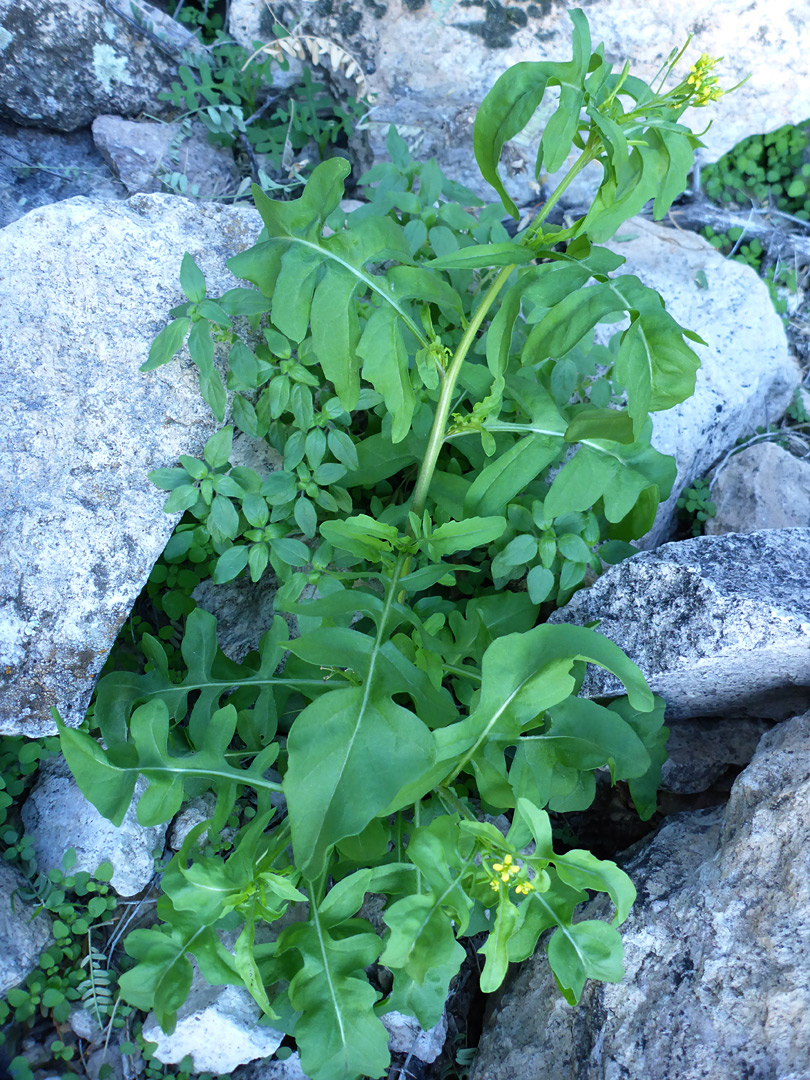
xmin=92 ymin=115 xmax=240 ymax=197
xmin=549 ymin=529 xmax=810 ymax=720
xmin=21 ymin=755 xmax=167 ymax=897
xmin=0 ymin=0 xmax=201 ymax=132
xmin=143 ymin=979 xmax=284 ymax=1071
xmin=705 ymin=440 xmax=810 ymax=534
xmin=0 ymin=118 xmax=124 ymax=229
xmin=603 ymin=218 xmax=797 ymax=546
xmin=0 ymin=860 xmax=53 ymax=995
xmin=230 ymin=0 xmax=810 ymax=204
xmin=661 ymin=716 xmax=772 ymax=794
xmin=0 ymin=193 xmax=263 ymax=737
xmin=473 ymin=710 xmax=810 ymax=1080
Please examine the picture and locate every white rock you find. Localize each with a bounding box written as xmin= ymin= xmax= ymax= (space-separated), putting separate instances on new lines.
xmin=0 ymin=0 xmax=201 ymax=131
xmin=604 ymin=217 xmax=798 ymax=546
xmin=143 ymin=980 xmax=284 ymax=1072
xmin=230 ymin=0 xmax=810 ymax=204
xmin=382 ymin=1009 xmax=447 ymax=1064
xmin=472 ymin=710 xmax=810 ymax=1080
xmin=92 ymin=116 xmax=240 ymax=198
xmin=0 ymin=193 xmax=262 ymax=736
xmin=0 ymin=860 xmax=53 ymax=995
xmin=20 ymin=755 xmax=167 ymax=897
xmin=705 ymin=440 xmax=810 ymax=534
xmin=549 ymin=529 xmax=810 ymax=720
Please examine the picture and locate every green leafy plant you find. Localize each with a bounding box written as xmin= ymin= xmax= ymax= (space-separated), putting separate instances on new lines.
xmin=0 ymin=849 xmax=122 ymax=1070
xmin=156 ymin=6 xmax=367 ymax=199
xmin=675 ymin=476 xmax=716 ymax=535
xmin=703 ymin=119 xmax=810 ymax=219
xmin=57 ymin=14 xmax=730 ymax=1080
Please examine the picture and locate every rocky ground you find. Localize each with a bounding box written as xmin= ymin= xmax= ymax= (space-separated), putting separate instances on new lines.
xmin=1 ymin=1 xmax=810 ymax=1078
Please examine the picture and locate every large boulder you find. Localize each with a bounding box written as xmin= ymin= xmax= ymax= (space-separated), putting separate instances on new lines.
xmin=0 ymin=193 xmax=263 ymax=737
xmin=472 ymin=709 xmax=810 ymax=1080
xmin=605 ymin=218 xmax=798 ymax=546
xmin=549 ymin=529 xmax=810 ymax=720
xmin=21 ymin=755 xmax=167 ymax=897
xmin=0 ymin=0 xmax=200 ymax=131
xmin=229 ymin=0 xmax=810 ymax=204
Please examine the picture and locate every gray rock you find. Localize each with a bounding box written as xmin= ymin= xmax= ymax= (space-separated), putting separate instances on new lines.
xmin=0 ymin=118 xmax=125 ymax=229
xmin=192 ymin=574 xmax=282 ymax=663
xmin=166 ymin=793 xmax=219 ymax=852
xmin=92 ymin=115 xmax=240 ymax=197
xmin=143 ymin=978 xmax=284 ymax=1071
xmin=603 ymin=218 xmax=797 ymax=546
xmin=87 ymin=1043 xmax=125 ymax=1080
xmin=20 ymin=754 xmax=167 ymax=897
xmin=0 ymin=193 xmax=263 ymax=736
xmin=230 ymin=0 xmax=810 ymax=204
xmin=382 ymin=1010 xmax=447 ymax=1064
xmin=662 ymin=716 xmax=772 ymax=794
xmin=706 ymin=440 xmax=810 ymax=535
xmin=0 ymin=0 xmax=201 ymax=132
xmin=0 ymin=860 xmax=53 ymax=994
xmin=549 ymin=529 xmax=810 ymax=720
xmin=473 ymin=710 xmax=810 ymax=1080
xmin=243 ymin=1052 xmax=309 ymax=1080
xmin=69 ymin=1004 xmax=104 ymax=1043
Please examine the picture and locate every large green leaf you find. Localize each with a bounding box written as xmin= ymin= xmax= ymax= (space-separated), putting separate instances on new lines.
xmin=543 ymin=423 xmax=677 ymax=522
xmin=57 ymin=702 xmax=281 ymax=829
xmin=357 ymin=306 xmax=415 ymax=443
xmin=236 ymin=160 xmax=435 ymax=414
xmin=440 ymin=622 xmax=653 ymax=797
xmin=278 ymin=880 xmax=389 ymax=1080
xmin=285 ymin=686 xmax=436 ymax=880
xmin=473 ymin=9 xmax=591 ymax=217
xmin=91 ymin=609 xmax=304 ymax=749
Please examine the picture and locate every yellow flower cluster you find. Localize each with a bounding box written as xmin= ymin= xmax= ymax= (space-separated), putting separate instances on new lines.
xmin=487 ymin=853 xmax=535 ymax=895
xmin=686 ymin=53 xmax=725 ymax=105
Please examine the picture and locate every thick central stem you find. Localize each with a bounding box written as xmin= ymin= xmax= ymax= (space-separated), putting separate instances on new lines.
xmin=408 ymin=140 xmax=604 ymax=519
xmin=409 ymin=264 xmax=514 ymax=518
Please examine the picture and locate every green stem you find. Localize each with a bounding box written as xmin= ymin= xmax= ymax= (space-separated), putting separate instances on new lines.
xmin=526 ymin=138 xmax=601 ymax=239
xmin=410 ymin=264 xmax=515 ymax=517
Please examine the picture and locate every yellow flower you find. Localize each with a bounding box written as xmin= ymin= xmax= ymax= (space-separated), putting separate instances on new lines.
xmin=515 ymin=880 xmax=535 ymax=896
xmin=686 ymin=54 xmax=726 ymax=106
